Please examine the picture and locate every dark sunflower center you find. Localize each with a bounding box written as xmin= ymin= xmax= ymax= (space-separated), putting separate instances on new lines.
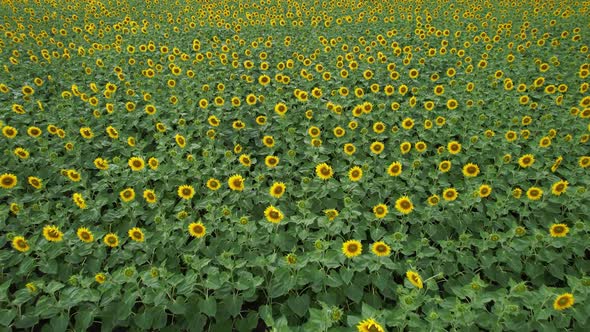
xmin=133 ymin=231 xmax=142 ymax=238
xmin=16 ymin=239 xmax=26 ymax=247
xmin=48 ymin=230 xmax=59 ymax=238
xmin=556 ymin=184 xmax=564 ymax=191
xmin=108 ymin=237 xmax=116 ymax=244
xmin=468 ymin=166 xmax=476 ymax=173
xmin=182 ymin=188 xmax=191 ymax=195
xmin=481 ymin=188 xmax=489 ymax=194
xmin=558 ymin=297 xmax=569 ymax=306
xmin=352 ymin=170 xmax=359 ymax=177
xmin=554 ymin=226 xmax=564 ymax=233
xmin=2 ymin=178 xmax=14 ymax=185
xmin=376 ymin=245 xmax=387 ymax=253
xmin=268 ymin=158 xmax=277 ymax=165
xmin=320 ymin=167 xmax=330 ymax=175
xmin=274 ymin=187 xmax=283 ymax=194
xmin=133 ymin=161 xmax=142 ymax=167
xmin=270 ymin=211 xmax=279 ymax=219
xmin=401 ymin=201 xmax=411 ymax=209
xmin=376 ymin=207 xmax=384 ymax=214
xmin=446 ymin=191 xmax=454 ymax=198
xmin=348 ymin=244 xmax=358 ymax=252
xmin=373 ymin=145 xmax=382 ymax=151
xmin=124 ymin=191 xmax=132 ymax=198
xmin=233 ymin=179 xmax=242 ymax=187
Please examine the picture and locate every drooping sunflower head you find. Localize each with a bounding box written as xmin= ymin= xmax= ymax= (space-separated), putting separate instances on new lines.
xmin=406 ymin=270 xmax=424 ymax=289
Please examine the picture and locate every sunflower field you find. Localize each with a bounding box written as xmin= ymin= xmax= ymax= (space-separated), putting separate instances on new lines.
xmin=1 ymin=0 xmax=589 ymax=330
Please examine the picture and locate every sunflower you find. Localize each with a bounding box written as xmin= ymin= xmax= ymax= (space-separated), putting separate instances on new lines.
xmin=106 ymin=126 xmax=119 ymax=138
xmin=395 ymin=196 xmax=414 ymax=214
xmin=128 ymin=157 xmax=145 ymax=171
xmin=232 ymin=120 xmax=245 ymax=130
xmin=371 ymin=242 xmax=391 ymax=257
xmin=274 ymin=102 xmax=288 ymax=116
xmin=103 ymin=233 xmax=119 ymax=247
xmin=79 ymin=127 xmax=94 ymax=139
xmin=94 ymin=157 xmax=109 ymax=170
xmin=427 ymin=194 xmax=440 ymax=206
xmin=76 ymin=227 xmax=94 ymax=243
xmin=148 ymin=157 xmax=159 ymax=170
xmin=579 ymin=156 xmax=590 ymax=168
xmin=315 ymin=163 xmax=334 ymax=180
xmin=0 ymin=173 xmax=18 ymax=189
xmin=478 ymin=184 xmax=492 ymax=198
xmin=269 ymin=182 xmax=286 ymax=198
xmin=370 ymin=142 xmax=384 ymax=154
xmin=12 ymin=236 xmax=30 ymax=252
xmin=357 ymin=318 xmax=384 ymax=332
xmin=120 ymin=188 xmax=136 ymax=202
xmin=28 ymin=176 xmax=42 ymax=189
xmin=178 ymin=185 xmax=195 ymax=200
xmin=128 ymin=227 xmax=145 ymax=242
xmin=14 ymin=147 xmax=29 ymax=159
xmin=27 ymin=126 xmax=42 ymax=137
xmin=518 ymin=154 xmax=535 ymax=168
xmin=438 ymin=160 xmax=451 ymax=173
xmin=333 ymin=126 xmax=346 ymax=137
xmin=415 ymin=141 xmax=427 ymax=153
xmin=551 ymin=156 xmax=563 ymax=172
xmin=73 ymin=193 xmax=87 ymax=209
xmin=143 ymin=189 xmax=157 ymax=203
xmin=539 ymin=136 xmax=552 ymax=148
xmin=387 ymin=161 xmax=402 ymax=176
xmin=406 ymin=270 xmax=424 ymax=289
xmin=505 ymin=131 xmax=518 ymax=142
xmin=443 ymin=188 xmax=458 ymax=201
xmin=324 ymin=209 xmax=339 ymax=221
xmin=447 ymin=141 xmax=461 ymax=154
xmin=373 ymin=203 xmax=388 ymax=219
xmin=549 ymin=224 xmax=569 ymax=237
xmin=206 ymin=178 xmax=220 ymax=191
xmin=264 ymin=205 xmax=284 ymax=223
xmin=342 ymin=240 xmax=362 ymax=258
xmin=400 ymin=141 xmax=411 ymax=154
xmin=462 ymin=163 xmax=480 ymax=177
xmin=348 ymin=166 xmax=363 ymax=182
xmin=526 ymin=187 xmax=543 ymax=200
xmin=95 ymin=273 xmax=106 ymax=284
xmin=343 ymin=143 xmax=356 ymax=155
xmin=228 ymin=175 xmax=245 ymax=191
xmin=262 ymin=135 xmax=275 ymax=147
xmin=188 ymin=222 xmax=207 ymax=238
xmin=265 ymin=156 xmax=279 ymax=168
xmin=308 ymin=126 xmax=321 ymax=138
xmin=175 ymin=134 xmax=186 ymax=148
xmin=43 ymin=225 xmax=63 ymax=242
xmin=67 ymin=169 xmax=81 ymax=182
xmin=551 ymin=180 xmax=568 ymax=196
xmin=2 ymin=126 xmax=17 ymax=138
xmin=401 ymin=117 xmax=414 ymax=130
xmin=553 ymin=293 xmax=575 ymax=310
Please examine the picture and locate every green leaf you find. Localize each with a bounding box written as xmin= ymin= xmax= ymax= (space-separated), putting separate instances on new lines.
xmin=199 ymin=297 xmax=217 ymax=317
xmin=50 ymin=313 xmax=69 ymax=332
xmin=74 ymin=309 xmax=95 ymax=331
xmin=287 ymin=294 xmax=310 ymax=317
xmin=0 ymin=309 xmax=16 ymax=327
